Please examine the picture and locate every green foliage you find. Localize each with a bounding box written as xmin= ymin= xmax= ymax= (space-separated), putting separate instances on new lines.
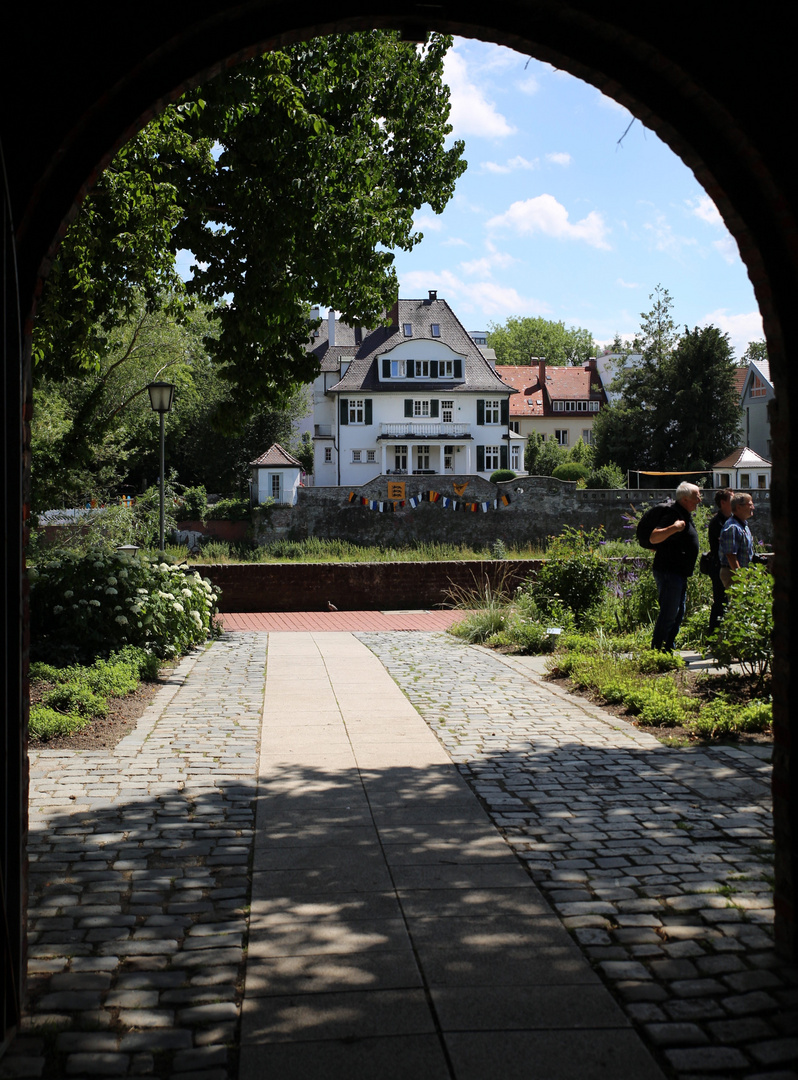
xmin=205 ymin=497 xmax=251 ymax=522
xmin=526 ymin=528 xmax=608 ymax=626
xmin=29 ymin=646 xmax=160 ymax=742
xmin=489 ymin=615 xmax=559 ymax=654
xmin=524 ymin=432 xmax=567 ymax=476
xmin=552 ymin=462 xmax=590 ymax=483
xmin=709 ymin=564 xmax=773 ymax=684
xmin=34 ymin=33 xmax=466 ymax=434
xmin=29 ymin=549 xmax=220 ymax=662
xmin=489 ymin=469 xmax=516 ymax=483
xmin=586 ymin=462 xmax=625 ymax=489
xmin=487 ymin=316 xmax=595 ymax=366
xmin=448 ymin=608 xmax=507 ymax=644
xmin=593 ymin=286 xmax=742 ymax=473
xmin=490 ymin=539 xmax=508 ymax=560
xmin=181 ymin=485 xmax=208 ymax=521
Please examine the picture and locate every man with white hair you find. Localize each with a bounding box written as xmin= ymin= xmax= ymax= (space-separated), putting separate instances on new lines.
xmin=647 ymin=481 xmax=702 ymax=652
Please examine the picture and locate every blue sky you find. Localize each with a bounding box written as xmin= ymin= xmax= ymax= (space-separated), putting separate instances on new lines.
xmin=393 ymin=37 xmax=763 ymax=357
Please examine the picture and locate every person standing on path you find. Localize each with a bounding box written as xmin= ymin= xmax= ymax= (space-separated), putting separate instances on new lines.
xmin=719 ymin=492 xmax=755 ymax=589
xmin=708 ymin=487 xmax=734 ymax=634
xmin=648 ymin=481 xmax=701 ymax=652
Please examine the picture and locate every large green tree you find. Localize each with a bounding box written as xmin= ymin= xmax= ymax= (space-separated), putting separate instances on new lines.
xmin=592 ymin=288 xmax=742 ymax=473
xmin=487 ymin=316 xmax=595 ymax=366
xmin=34 ymin=31 xmax=466 ymax=431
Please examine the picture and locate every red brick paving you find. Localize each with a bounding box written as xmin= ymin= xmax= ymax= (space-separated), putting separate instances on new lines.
xmin=219 ymin=609 xmax=467 ymax=632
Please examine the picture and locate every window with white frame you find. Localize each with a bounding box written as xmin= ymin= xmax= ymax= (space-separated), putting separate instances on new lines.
xmin=484 ymin=400 xmax=501 ymax=424
xmin=750 ymin=375 xmax=767 ymax=398
xmin=394 ymin=445 xmax=407 ymax=471
xmin=391 ymin=359 xmax=406 ymax=378
xmin=271 ymin=474 xmax=282 ymax=501
xmin=509 ymin=420 xmax=520 ymax=433
xmin=348 ymin=399 xmax=365 ymax=424
xmin=444 ymin=445 xmax=454 ymax=470
xmin=413 ymin=400 xmax=431 ymax=417
xmin=431 ymin=323 xmax=440 ymax=337
xmin=555 ymin=429 xmax=569 ymax=446
xmin=416 ymin=446 xmax=430 ymax=470
xmin=324 ymin=447 xmax=333 ymax=463
xmin=553 ymin=400 xmax=598 ymax=413
xmin=441 ymin=399 xmax=454 ymax=423
xmin=440 ymin=359 xmax=454 ymax=377
xmin=740 ymin=473 xmax=750 ymax=488
xmin=403 ymin=323 xmax=413 ymax=337
xmin=582 ymin=429 xmax=593 ymax=445
xmin=485 ymin=446 xmax=500 ymax=470
xmin=510 ymin=444 xmax=521 ymax=470
xmin=757 ymin=474 xmax=767 ymax=488
xmin=414 ymin=359 xmax=430 ymax=377
xmin=366 ymin=449 xmax=376 ymax=463
xmin=352 ymin=450 xmax=362 ymax=462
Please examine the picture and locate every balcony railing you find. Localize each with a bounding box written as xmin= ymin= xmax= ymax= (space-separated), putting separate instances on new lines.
xmin=379 ymin=422 xmax=469 ymax=439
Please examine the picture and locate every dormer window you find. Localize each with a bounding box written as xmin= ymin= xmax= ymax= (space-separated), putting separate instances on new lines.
xmin=431 ymin=324 xmax=440 ymax=337
xmin=403 ymin=323 xmax=413 ymax=337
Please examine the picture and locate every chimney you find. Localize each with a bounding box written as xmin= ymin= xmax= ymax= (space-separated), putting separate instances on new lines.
xmin=587 ymin=356 xmax=598 ymax=373
xmin=328 ymin=309 xmax=336 ymax=347
xmin=538 ymin=359 xmax=546 ymax=388
xmin=428 ymin=289 xmax=437 ymax=303
xmin=387 ymin=300 xmax=399 ymax=327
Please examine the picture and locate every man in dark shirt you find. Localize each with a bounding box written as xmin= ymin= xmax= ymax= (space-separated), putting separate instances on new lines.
xmin=648 ymin=481 xmax=702 ymax=651
xmin=719 ymin=493 xmax=755 ymax=588
xmin=708 ymin=488 xmax=733 ymax=633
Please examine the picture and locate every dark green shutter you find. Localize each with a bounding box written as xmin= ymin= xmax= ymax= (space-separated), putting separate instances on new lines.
xmin=382 ymin=357 xmax=390 ymax=379
xmin=404 ymin=399 xmax=413 ymax=417
xmin=477 ymin=445 xmax=485 ymax=472
xmin=476 ymin=399 xmax=485 ymax=426
xmin=430 ymin=360 xmax=439 ymax=379
xmin=500 ymin=445 xmax=509 ymax=469
xmin=340 ymin=398 xmax=348 ymax=425
xmin=454 ymin=358 xmax=463 ymax=380
xmin=430 ymin=399 xmax=439 ymax=418
xmin=364 ymin=399 xmax=372 ymax=425
xmin=501 ymin=398 xmax=509 ymax=425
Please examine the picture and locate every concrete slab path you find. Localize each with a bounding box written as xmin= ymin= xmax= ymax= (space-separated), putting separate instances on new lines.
xmin=240 ymin=632 xmax=664 ymax=1080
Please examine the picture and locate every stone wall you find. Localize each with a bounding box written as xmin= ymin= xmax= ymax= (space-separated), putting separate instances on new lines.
xmin=253 ymin=476 xmax=774 ymax=548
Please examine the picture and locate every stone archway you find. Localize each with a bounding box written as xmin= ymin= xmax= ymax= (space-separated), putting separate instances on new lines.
xmin=3 ymin=1 xmax=796 ymax=1045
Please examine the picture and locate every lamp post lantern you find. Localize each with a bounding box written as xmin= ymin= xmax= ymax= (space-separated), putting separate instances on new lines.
xmin=146 ymin=382 xmax=176 ymax=551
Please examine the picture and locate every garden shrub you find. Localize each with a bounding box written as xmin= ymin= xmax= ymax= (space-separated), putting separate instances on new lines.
xmin=448 ymin=608 xmax=507 ymax=644
xmin=586 ymin=463 xmax=625 ymax=489
xmin=181 ymin=485 xmax=208 ymax=521
xmin=489 ymin=469 xmax=516 ymax=483
xmin=552 ymin=462 xmax=590 ymax=483
xmin=709 ymin=564 xmax=773 ymax=684
xmin=29 ymin=549 xmax=220 ymax=663
xmin=29 ymin=706 xmax=90 ymax=741
xmin=205 ymin=496 xmax=250 ymax=521
xmin=530 ymin=533 xmax=607 ymax=624
xmin=42 ymin=683 xmax=108 ymax=718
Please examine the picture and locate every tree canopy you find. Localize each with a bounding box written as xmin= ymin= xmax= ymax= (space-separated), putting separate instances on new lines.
xmin=487 ymin=316 xmax=595 ymax=366
xmin=592 ymin=287 xmax=742 ymax=474
xmin=34 ymin=31 xmax=466 ymax=432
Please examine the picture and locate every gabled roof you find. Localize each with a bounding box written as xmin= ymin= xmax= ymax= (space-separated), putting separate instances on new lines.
xmin=739 ymin=358 xmax=771 ymax=400
xmin=250 ymin=443 xmax=302 ymax=468
xmin=497 ymin=363 xmax=606 ymax=417
xmin=307 ymin=297 xmax=511 ymax=394
xmin=713 ymin=446 xmax=772 ymax=469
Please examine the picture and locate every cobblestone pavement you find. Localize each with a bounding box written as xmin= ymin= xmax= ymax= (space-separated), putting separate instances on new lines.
xmin=3 ymin=634 xmax=266 ymax=1080
xmin=359 ymin=632 xmax=798 ymax=1080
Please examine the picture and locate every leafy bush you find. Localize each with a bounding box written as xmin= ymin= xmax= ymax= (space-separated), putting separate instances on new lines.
xmin=29 ymin=706 xmax=90 ymax=741
xmin=29 ymin=549 xmax=220 ymax=662
xmin=449 ymin=608 xmax=507 ymax=644
xmin=530 ymin=547 xmax=607 ymax=624
xmin=181 ymin=485 xmax=208 ymax=521
xmin=489 ymin=469 xmax=516 ymax=483
xmin=42 ymin=683 xmax=108 ymax=718
xmin=586 ymin=463 xmax=625 ymax=489
xmin=552 ymin=462 xmax=590 ymax=483
xmin=709 ymin=564 xmax=773 ymax=685
xmin=205 ymin=497 xmax=250 ymax=522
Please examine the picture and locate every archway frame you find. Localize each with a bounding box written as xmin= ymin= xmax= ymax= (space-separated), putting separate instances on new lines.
xmin=3 ymin=2 xmax=796 ymax=1044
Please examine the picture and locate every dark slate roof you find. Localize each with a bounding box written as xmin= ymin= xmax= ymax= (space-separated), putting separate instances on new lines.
xmin=307 ymin=298 xmax=513 ymax=395
xmin=250 ymin=443 xmax=302 ymax=468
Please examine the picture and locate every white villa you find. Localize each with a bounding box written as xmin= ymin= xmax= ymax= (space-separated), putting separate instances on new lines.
xmin=306 ymin=293 xmax=516 ymax=487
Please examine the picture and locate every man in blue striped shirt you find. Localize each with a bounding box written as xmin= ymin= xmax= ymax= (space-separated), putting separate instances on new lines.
xmin=719 ymin=493 xmax=755 ymax=589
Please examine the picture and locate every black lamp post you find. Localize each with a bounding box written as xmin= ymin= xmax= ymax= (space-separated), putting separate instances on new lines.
xmin=147 ymin=382 xmax=176 ymax=551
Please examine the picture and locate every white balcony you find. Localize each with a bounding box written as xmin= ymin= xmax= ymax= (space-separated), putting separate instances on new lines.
xmin=379 ymin=422 xmax=469 ymax=439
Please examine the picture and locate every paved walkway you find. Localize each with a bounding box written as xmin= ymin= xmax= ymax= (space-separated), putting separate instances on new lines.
xmin=4 ymin=624 xmax=796 ymax=1080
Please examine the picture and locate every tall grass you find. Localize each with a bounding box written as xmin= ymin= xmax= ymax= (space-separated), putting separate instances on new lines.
xmin=182 ymin=537 xmax=546 ymax=564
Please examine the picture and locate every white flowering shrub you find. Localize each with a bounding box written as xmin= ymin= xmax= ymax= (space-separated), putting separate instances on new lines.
xmin=29 ymin=549 xmax=221 ymax=662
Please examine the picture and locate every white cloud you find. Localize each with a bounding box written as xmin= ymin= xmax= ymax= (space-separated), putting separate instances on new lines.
xmin=546 ymin=152 xmax=572 ymax=167
xmin=487 ymin=194 xmax=611 ymax=250
xmin=460 ymin=249 xmax=517 ymax=277
xmin=441 ymin=236 xmax=469 ymax=248
xmin=400 ymin=268 xmax=551 ymax=318
xmin=643 ymin=211 xmax=698 ymax=257
xmin=616 ymin=278 xmax=641 ymax=289
xmin=480 ymin=155 xmax=537 ymax=175
xmin=687 ymin=193 xmax=723 ymax=227
xmin=413 ymin=214 xmax=444 ymax=232
xmin=516 ymin=73 xmax=540 ymax=95
xmin=713 ymin=235 xmax=739 ymax=265
xmin=443 ymin=49 xmax=516 ymax=138
xmin=700 ymin=309 xmax=764 ymax=357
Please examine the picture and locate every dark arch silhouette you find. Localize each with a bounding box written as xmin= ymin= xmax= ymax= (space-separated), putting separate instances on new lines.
xmin=3 ymin=0 xmax=796 ymax=1047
